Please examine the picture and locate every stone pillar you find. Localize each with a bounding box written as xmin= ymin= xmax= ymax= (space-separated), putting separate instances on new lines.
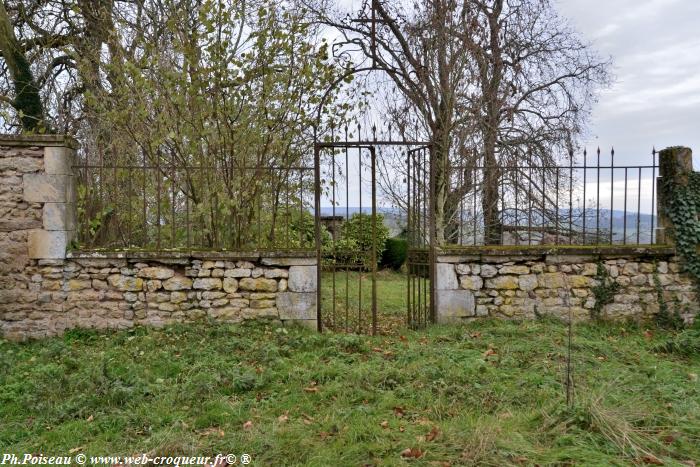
xmin=0 ymin=135 xmax=78 ymax=261
xmin=434 ymin=260 xmax=475 ymax=323
xmin=264 ymin=257 xmax=318 ymax=329
xmin=656 ymin=147 xmax=693 ymax=245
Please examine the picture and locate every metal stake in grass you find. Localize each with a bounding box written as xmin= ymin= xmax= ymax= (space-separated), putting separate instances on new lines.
xmin=563 ymin=274 xmax=574 ymax=407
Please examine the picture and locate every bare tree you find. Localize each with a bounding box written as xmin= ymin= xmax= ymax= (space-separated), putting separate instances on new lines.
xmin=306 ymin=0 xmax=611 ymax=245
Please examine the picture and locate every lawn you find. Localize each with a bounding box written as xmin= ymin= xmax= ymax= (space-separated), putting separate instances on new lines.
xmin=1 ymin=315 xmax=699 ymax=466
xmin=320 ymin=270 xmax=409 ymax=333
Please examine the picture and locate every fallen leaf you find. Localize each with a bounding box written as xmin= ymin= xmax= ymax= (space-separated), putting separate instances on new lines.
xmin=483 ymin=348 xmax=497 ymax=358
xmin=198 ymin=427 xmax=225 ymax=438
xmin=644 ymin=330 xmax=654 ymax=340
xmin=303 ymin=386 xmax=319 ymax=393
xmin=399 ymin=335 xmax=408 ymax=342
xmin=400 ymin=448 xmax=424 ymax=459
xmin=393 ymin=406 xmax=405 ymax=418
xmin=597 ymin=355 xmax=606 ymax=361
xmin=243 ymin=420 xmax=253 ymax=430
xmin=399 ymin=425 xmax=405 ymax=432
xmin=302 ymin=414 xmax=314 ymax=425
xmin=689 ymin=373 xmax=698 ymax=382
xmin=641 ymin=455 xmax=664 ymax=465
xmin=470 ymin=332 xmax=482 ymax=339
xmin=372 ymin=347 xmax=384 ymax=353
xmin=380 ymin=420 xmax=389 ymax=429
xmin=86 ymin=415 xmax=94 ymax=422
xmin=277 ymin=413 xmax=289 ymax=423
xmin=68 ymin=447 xmax=84 ymax=454
xmin=662 ymin=433 xmax=679 ymax=444
xmin=426 ymin=426 xmax=440 ymax=442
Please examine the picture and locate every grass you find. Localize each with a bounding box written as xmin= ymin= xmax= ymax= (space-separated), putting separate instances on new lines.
xmin=320 ymin=270 xmax=410 ymax=334
xmin=1 ymin=316 xmax=699 ymax=465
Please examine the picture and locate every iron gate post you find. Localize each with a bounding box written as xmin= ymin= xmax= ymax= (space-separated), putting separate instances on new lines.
xmin=314 ymin=143 xmax=323 ymax=332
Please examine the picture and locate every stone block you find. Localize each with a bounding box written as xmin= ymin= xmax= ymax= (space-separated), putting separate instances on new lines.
xmin=264 ymin=268 xmax=288 ymax=278
xmin=277 ymin=292 xmax=316 ymax=320
xmin=518 ymin=274 xmax=538 ymax=291
xmin=485 ymin=276 xmax=519 ymax=289
xmin=436 ymin=263 xmax=458 ymax=290
xmin=27 ymin=229 xmax=70 ymax=259
xmin=480 ymin=264 xmax=498 ymax=278
xmin=262 ymin=257 xmax=316 ymax=266
xmin=44 ymin=146 xmax=74 ymax=175
xmin=162 ymin=276 xmax=192 ymax=291
xmin=239 ymin=277 xmax=278 ymax=292
xmin=224 ymin=268 xmax=251 ymax=278
xmin=460 ymin=275 xmax=483 ymax=290
xmin=107 ymin=274 xmax=143 ymax=291
xmin=42 ymin=203 xmax=76 ymax=231
xmin=435 ymin=289 xmax=475 ymax=323
xmin=288 ymin=266 xmax=317 ymax=292
xmin=500 ymin=265 xmax=530 ymax=275
xmin=137 ymin=266 xmax=175 ymax=279
xmin=23 ymin=173 xmax=73 ymax=203
xmin=223 ymin=278 xmax=238 ymax=293
xmin=193 ymin=278 xmax=222 ymax=290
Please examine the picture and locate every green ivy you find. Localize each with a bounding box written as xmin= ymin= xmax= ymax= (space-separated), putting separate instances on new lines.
xmin=665 ymin=171 xmax=700 ymax=299
xmin=590 ymin=261 xmax=620 ymax=320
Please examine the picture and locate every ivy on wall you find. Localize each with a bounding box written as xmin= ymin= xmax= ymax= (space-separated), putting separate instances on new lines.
xmin=665 ymin=170 xmax=700 ymax=297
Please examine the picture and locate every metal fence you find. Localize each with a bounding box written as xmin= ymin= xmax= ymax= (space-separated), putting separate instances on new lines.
xmin=444 ymin=148 xmax=659 ymax=247
xmin=74 ymin=157 xmax=315 ymax=252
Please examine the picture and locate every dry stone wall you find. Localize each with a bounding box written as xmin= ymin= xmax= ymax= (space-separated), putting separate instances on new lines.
xmin=435 ymin=252 xmax=697 ymax=324
xmin=1 ymin=255 xmax=317 ymax=341
xmin=0 ymin=136 xmax=317 ymax=341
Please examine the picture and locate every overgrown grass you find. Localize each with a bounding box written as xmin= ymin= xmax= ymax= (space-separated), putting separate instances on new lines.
xmin=320 ymin=270 xmax=408 ymax=333
xmin=2 ymin=318 xmax=699 ymax=465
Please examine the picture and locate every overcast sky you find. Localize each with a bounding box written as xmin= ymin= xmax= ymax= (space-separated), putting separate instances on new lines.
xmin=557 ymin=0 xmax=700 ymax=169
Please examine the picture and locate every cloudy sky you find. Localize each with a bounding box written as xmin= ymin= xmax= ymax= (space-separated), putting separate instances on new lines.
xmin=557 ymin=0 xmax=700 ymax=168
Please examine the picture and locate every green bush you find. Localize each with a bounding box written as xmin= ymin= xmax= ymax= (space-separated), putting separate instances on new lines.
xmin=380 ymin=237 xmax=408 ymax=270
xmin=324 ymin=213 xmax=390 ymax=269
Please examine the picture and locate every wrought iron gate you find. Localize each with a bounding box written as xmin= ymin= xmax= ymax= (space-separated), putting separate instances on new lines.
xmin=314 ymin=135 xmax=434 ymax=334
xmin=406 ymin=146 xmax=435 ymax=328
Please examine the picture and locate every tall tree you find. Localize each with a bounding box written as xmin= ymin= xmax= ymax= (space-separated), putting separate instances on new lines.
xmin=307 ymin=0 xmax=611 ymax=245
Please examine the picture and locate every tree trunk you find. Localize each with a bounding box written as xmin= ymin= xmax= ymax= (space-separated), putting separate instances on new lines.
xmin=0 ymin=2 xmax=45 ymax=132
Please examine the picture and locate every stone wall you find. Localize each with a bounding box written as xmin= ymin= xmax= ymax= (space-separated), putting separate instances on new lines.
xmin=0 ymin=136 xmax=317 ymax=341
xmin=435 ymin=250 xmax=697 ymax=324
xmin=1 ymin=254 xmax=317 ymax=341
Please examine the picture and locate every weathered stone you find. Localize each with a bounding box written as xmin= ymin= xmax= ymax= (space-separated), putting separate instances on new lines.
xmin=170 ymin=291 xmax=188 ymax=303
xmin=211 ymin=268 xmax=225 ymax=278
xmin=581 ymin=263 xmax=598 ymax=276
xmin=162 ymin=276 xmax=192 ymax=291
xmin=480 ymin=264 xmax=497 ymax=278
xmin=23 ymin=174 xmax=74 ymax=203
xmin=518 ymin=274 xmax=538 ymax=292
xmin=277 ymin=292 xmax=316 ymax=320
xmin=261 ymin=257 xmax=316 ymax=266
xmin=137 ymin=267 xmax=174 ymax=280
xmin=500 ymin=265 xmax=529 ymax=275
xmin=107 ymin=274 xmax=143 ymax=291
xmin=239 ymin=277 xmax=278 ymax=292
xmin=288 ymin=266 xmax=316 ymax=292
xmin=193 ymin=278 xmax=222 ymax=290
xmin=251 ymin=299 xmax=276 ymax=309
xmin=539 ymin=272 xmax=566 ymax=289
xmin=436 ymin=263 xmax=459 ymax=290
xmin=455 ymin=264 xmax=471 ymax=275
xmin=264 ymin=268 xmax=288 ymax=279
xmin=631 ymin=274 xmax=648 ymax=286
xmin=460 ymin=275 xmax=483 ymax=290
xmin=485 ymin=276 xmax=519 ymax=290
xmin=224 ymin=268 xmax=251 ymax=278
xmin=44 ymin=146 xmax=74 ymax=175
xmin=202 ymin=291 xmax=227 ymax=300
xmin=223 ymin=277 xmax=238 ymax=293
xmin=622 ymin=262 xmax=639 ymax=275
xmin=27 ymin=229 xmax=70 ymax=259
xmin=568 ymin=275 xmax=592 ymax=288
xmin=251 ymin=267 xmax=264 ymax=278
xmin=42 ymin=203 xmax=76 ymax=231
xmin=657 ymin=261 xmax=668 ymax=274
xmin=67 ymin=279 xmax=91 ymax=291
xmin=278 ymin=278 xmax=288 ymax=292
xmin=436 ymin=289 xmax=475 ymax=323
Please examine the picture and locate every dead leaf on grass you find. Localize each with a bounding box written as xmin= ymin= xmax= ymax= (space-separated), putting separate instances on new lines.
xmin=400 ymin=448 xmax=424 ymax=459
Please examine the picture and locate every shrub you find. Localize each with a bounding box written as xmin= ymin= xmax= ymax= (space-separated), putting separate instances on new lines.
xmin=323 ymin=213 xmax=390 ymax=269
xmin=380 ymin=237 xmax=408 ymax=270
